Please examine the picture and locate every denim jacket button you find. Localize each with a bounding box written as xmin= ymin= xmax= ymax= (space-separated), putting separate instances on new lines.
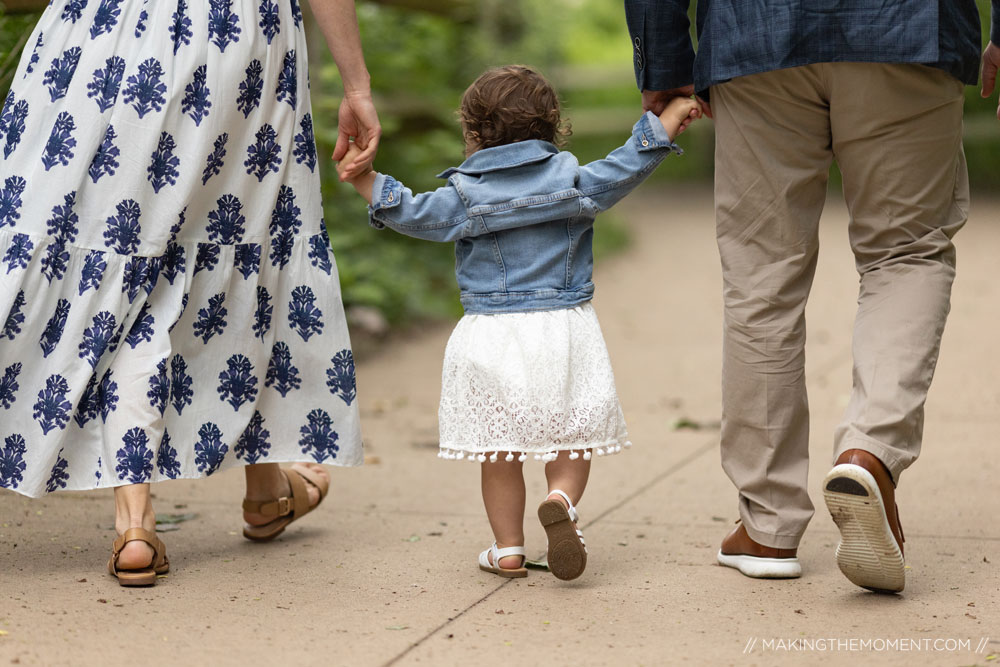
xmin=388 ymin=193 xmax=395 ymax=202
xmin=641 ymin=135 xmax=649 ymax=147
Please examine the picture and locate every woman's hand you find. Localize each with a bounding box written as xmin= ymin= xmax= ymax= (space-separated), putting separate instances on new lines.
xmin=333 ymin=91 xmax=381 ymax=180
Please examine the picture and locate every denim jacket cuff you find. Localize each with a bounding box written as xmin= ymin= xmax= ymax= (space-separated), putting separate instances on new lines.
xmin=634 ymin=110 xmax=683 ymax=156
xmin=366 ymin=173 xmax=402 ymax=229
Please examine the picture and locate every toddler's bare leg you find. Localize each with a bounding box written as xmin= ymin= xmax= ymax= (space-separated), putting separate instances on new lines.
xmin=544 ymin=451 xmax=591 ymax=507
xmin=481 ymin=459 xmax=526 ymax=569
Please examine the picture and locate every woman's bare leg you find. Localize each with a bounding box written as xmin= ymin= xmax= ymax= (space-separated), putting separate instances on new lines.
xmin=113 ymin=483 xmax=156 ymax=569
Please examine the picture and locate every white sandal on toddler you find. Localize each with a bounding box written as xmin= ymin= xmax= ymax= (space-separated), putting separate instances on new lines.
xmin=538 ymin=489 xmax=588 ymax=580
xmin=478 ymin=542 xmax=528 ymax=578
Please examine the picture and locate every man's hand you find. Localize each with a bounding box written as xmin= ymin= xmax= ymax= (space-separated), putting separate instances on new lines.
xmin=333 ymin=91 xmax=381 ymax=180
xmin=641 ymin=86 xmax=695 ymax=115
xmin=642 ymin=85 xmax=713 ymax=120
xmin=982 ymin=41 xmax=1000 ymax=120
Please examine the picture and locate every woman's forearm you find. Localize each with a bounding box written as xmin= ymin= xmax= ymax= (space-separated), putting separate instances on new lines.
xmin=305 ymin=0 xmax=371 ymax=95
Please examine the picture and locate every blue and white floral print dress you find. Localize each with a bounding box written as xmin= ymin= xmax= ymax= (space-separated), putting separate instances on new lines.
xmin=0 ymin=0 xmax=362 ymax=497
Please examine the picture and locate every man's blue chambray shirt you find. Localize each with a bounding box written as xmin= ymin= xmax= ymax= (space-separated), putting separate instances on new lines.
xmin=366 ymin=112 xmax=680 ymax=315
xmin=625 ymin=0 xmax=995 ymax=95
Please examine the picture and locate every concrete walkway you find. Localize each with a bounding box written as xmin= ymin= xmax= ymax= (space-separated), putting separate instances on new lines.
xmin=1 ymin=186 xmax=997 ymax=666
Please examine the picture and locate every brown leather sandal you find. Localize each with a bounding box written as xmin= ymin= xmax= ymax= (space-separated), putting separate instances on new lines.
xmin=108 ymin=527 xmax=170 ymax=587
xmin=242 ymin=464 xmax=330 ymax=542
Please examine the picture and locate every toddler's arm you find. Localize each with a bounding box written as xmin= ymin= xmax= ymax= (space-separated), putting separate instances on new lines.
xmin=576 ymin=101 xmax=699 ymax=212
xmin=338 ymin=144 xmax=474 ymax=242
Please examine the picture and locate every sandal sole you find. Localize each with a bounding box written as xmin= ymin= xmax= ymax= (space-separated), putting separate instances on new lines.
xmin=243 ymin=519 xmax=291 ymax=542
xmin=538 ymin=499 xmax=587 ymax=581
xmin=823 ymin=464 xmax=905 ymax=593
xmin=478 ymin=564 xmax=528 ymax=578
xmin=109 ymin=560 xmax=169 ymax=587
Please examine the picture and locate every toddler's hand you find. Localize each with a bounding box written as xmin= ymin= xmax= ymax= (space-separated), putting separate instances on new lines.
xmin=336 ymin=142 xmax=370 ymax=183
xmin=657 ymin=97 xmax=701 ymax=141
xmin=337 ymin=141 xmax=377 ymax=204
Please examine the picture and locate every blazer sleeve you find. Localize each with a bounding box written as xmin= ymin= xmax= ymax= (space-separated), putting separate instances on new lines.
xmin=993 ymin=0 xmax=1000 ymax=45
xmin=624 ymin=0 xmax=696 ymax=91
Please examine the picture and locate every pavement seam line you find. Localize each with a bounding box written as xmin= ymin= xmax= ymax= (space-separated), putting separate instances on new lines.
xmin=382 ymin=436 xmax=718 ymax=666
xmin=381 ymin=579 xmax=514 ymax=667
xmin=577 ymin=439 xmax=718 ymax=532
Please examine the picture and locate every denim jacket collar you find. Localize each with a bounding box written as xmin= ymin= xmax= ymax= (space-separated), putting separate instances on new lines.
xmin=436 ymin=140 xmax=558 ymax=179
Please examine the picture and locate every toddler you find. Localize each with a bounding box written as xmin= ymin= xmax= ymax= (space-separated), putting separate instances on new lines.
xmin=338 ymin=65 xmax=698 ymax=580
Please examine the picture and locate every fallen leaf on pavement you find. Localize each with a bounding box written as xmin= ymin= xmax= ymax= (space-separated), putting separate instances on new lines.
xmin=672 ymin=417 xmax=721 ymax=431
xmin=386 ymin=625 xmax=409 ymax=631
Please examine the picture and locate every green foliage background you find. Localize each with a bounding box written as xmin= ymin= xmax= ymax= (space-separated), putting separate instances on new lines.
xmin=2 ymin=0 xmax=999 ymax=327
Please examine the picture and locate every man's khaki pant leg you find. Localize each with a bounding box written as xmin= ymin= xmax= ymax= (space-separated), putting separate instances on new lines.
xmin=713 ymin=65 xmax=833 ymax=550
xmin=713 ymin=63 xmax=968 ymax=550
xmin=830 ymin=63 xmax=968 ymax=482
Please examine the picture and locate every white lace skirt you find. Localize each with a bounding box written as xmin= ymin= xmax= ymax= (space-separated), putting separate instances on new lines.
xmin=438 ymin=302 xmax=630 ymax=463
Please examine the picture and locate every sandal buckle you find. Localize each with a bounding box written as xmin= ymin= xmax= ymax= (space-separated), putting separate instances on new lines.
xmin=277 ymin=497 xmax=292 ymax=516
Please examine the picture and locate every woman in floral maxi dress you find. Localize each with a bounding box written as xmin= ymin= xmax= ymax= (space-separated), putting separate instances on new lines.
xmin=0 ymin=0 xmax=378 ymax=584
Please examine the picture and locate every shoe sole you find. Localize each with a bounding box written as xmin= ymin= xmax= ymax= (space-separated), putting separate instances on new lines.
xmin=537 ymin=500 xmax=587 ymax=581
xmin=823 ymin=464 xmax=904 ymax=593
xmin=716 ymin=551 xmax=801 ymax=578
xmin=478 ymin=564 xmax=528 ymax=578
xmin=109 ymin=561 xmax=169 ymax=587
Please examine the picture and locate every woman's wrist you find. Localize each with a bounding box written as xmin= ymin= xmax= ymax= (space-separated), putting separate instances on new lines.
xmin=340 ymin=73 xmax=372 ymax=97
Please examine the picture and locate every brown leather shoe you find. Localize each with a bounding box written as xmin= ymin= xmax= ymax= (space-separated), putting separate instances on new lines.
xmin=823 ymin=449 xmax=906 ymax=593
xmin=717 ymin=523 xmax=801 ymax=578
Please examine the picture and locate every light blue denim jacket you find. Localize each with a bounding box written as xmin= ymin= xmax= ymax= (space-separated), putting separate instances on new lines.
xmin=367 ymin=111 xmax=680 ymax=314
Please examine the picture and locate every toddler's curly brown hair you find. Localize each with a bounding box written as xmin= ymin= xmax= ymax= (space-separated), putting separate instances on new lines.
xmin=459 ymin=65 xmax=571 ymax=155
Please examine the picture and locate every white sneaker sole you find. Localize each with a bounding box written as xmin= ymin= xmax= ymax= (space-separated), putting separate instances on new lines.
xmin=716 ymin=551 xmax=801 ymax=579
xmin=823 ymin=463 xmax=905 ymax=593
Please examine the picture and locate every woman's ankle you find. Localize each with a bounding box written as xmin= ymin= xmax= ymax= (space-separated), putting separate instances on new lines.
xmin=113 ymin=485 xmax=156 ymax=535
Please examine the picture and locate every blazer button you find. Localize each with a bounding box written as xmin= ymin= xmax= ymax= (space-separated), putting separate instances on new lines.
xmin=634 ymin=36 xmax=641 ymax=48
